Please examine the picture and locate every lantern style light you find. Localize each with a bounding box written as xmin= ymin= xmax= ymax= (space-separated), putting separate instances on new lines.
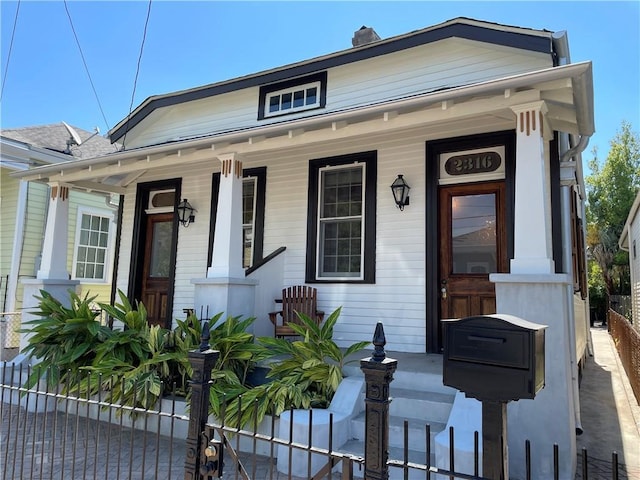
xmin=390 ymin=175 xmax=410 ymax=211
xmin=177 ymin=199 xmax=196 ymax=227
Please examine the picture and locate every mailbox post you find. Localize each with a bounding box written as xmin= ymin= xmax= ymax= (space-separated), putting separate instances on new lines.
xmin=442 ymin=314 xmax=546 ymax=480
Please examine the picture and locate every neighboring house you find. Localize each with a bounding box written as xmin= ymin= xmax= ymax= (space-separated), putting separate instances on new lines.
xmin=0 ymin=123 xmax=119 ymax=319
xmin=619 ymin=190 xmax=640 ymax=332
xmin=13 ymin=18 xmax=593 ymax=479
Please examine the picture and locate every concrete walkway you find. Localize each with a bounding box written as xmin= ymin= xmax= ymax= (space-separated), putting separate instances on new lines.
xmin=575 ymin=325 xmax=640 ymax=479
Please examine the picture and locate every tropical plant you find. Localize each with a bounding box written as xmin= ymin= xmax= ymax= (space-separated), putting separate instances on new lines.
xmin=19 ymin=290 xmax=110 ymax=390
xmin=88 ymin=290 xmax=191 ymax=409
xmin=205 ymin=314 xmax=268 ymax=418
xmin=218 ymin=307 xmax=369 ymax=428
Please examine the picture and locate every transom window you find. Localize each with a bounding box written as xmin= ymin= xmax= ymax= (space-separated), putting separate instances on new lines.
xmin=306 ymin=152 xmax=377 ymax=283
xmin=72 ymin=209 xmax=113 ymax=282
xmin=258 ymin=71 xmax=327 ymax=121
xmin=265 ymin=82 xmax=320 ymax=118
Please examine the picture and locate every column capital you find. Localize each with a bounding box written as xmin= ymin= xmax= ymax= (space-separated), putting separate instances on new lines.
xmin=47 ymin=182 xmax=72 ymax=201
xmin=217 ymin=152 xmax=242 ymax=178
xmin=511 ymin=101 xmax=552 ymax=141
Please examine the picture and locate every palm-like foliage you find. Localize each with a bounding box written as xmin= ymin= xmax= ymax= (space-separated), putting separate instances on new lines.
xmin=19 ymin=290 xmax=111 ymax=390
xmin=221 ymin=307 xmax=369 ymax=429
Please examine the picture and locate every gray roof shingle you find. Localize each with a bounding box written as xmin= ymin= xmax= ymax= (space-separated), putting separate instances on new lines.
xmin=1 ymin=122 xmax=118 ymax=159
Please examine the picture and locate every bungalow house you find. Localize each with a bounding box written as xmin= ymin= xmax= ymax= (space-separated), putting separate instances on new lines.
xmin=13 ymin=18 xmax=593 ymax=479
xmin=0 ymin=123 xmax=119 ymax=356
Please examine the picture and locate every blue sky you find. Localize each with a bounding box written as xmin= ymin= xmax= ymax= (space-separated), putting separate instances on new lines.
xmin=1 ymin=1 xmax=638 ymax=163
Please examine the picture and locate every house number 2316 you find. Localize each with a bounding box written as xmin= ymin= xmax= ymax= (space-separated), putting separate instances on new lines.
xmin=445 ymin=151 xmax=501 ymax=175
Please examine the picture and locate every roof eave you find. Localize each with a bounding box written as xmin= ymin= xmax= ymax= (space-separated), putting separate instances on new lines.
xmin=15 ymin=61 xmax=593 ymax=182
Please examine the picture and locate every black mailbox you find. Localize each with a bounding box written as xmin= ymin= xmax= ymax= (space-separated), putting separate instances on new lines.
xmin=442 ymin=314 xmax=546 ymax=402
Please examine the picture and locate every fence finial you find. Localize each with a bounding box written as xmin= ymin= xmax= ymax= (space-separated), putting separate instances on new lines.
xmin=372 ymin=321 xmax=386 ymax=362
xmin=200 ymin=320 xmax=211 ymax=352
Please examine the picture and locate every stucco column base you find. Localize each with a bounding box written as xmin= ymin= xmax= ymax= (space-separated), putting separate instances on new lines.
xmin=20 ymin=278 xmax=80 ymax=352
xmin=490 ymin=273 xmax=576 ymax=480
xmin=191 ymin=277 xmax=258 ymax=327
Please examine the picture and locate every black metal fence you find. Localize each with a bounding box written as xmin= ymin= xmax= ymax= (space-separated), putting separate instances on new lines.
xmin=1 ymin=329 xmax=633 ymax=480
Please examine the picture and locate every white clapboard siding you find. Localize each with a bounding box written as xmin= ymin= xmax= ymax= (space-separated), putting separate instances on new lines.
xmin=122 ymin=38 xmax=551 ymax=150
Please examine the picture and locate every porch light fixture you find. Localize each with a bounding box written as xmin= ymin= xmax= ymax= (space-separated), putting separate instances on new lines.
xmin=390 ymin=174 xmax=410 ymax=211
xmin=177 ymin=199 xmax=197 ymax=227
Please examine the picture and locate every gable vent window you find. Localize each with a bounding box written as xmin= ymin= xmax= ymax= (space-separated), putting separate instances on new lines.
xmin=258 ymin=72 xmax=327 ymax=120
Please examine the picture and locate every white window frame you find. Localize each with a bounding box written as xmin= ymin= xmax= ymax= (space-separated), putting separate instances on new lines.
xmin=71 ymin=207 xmax=115 ymax=283
xmin=315 ymin=163 xmax=366 ymax=281
xmin=264 ymin=80 xmax=321 ymax=119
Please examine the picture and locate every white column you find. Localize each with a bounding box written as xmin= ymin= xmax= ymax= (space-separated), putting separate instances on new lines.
xmin=510 ymin=101 xmax=555 ymax=274
xmin=208 ymin=153 xmax=245 ymax=278
xmin=37 ymin=182 xmax=71 ymax=280
xmin=193 ymin=152 xmax=257 ymax=323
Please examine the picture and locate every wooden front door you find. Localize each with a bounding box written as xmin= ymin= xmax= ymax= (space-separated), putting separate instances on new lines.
xmin=438 ymin=181 xmax=508 ymax=328
xmin=141 ymin=213 xmax=174 ymax=327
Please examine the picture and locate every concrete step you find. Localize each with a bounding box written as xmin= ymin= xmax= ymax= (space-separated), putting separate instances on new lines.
xmin=350 ymin=412 xmax=446 ymax=451
xmin=343 ymin=351 xmax=455 ymax=396
xmin=389 ymin=387 xmax=454 ymax=424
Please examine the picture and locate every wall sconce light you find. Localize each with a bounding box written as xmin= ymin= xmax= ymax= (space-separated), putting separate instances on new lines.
xmin=177 ymin=199 xmax=196 ymax=227
xmin=390 ymin=174 xmax=410 ymax=211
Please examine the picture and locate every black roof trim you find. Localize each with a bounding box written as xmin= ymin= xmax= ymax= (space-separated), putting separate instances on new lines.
xmin=111 ymin=21 xmax=552 ymax=143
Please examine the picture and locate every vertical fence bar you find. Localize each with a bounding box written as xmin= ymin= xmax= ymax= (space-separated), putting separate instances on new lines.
xmin=426 ymin=424 xmax=431 ymax=480
xmin=93 ymin=374 xmax=102 ymax=480
xmin=403 ymin=420 xmax=409 ymax=480
xmin=167 ymin=388 xmax=177 ymax=480
xmin=612 ymin=451 xmax=619 ymax=480
xmin=581 ymin=447 xmax=588 ymax=480
xmin=448 ymin=427 xmax=455 ymax=480
xmin=307 ymin=409 xmax=313 ymax=480
xmin=359 ymin=322 xmax=397 ymax=480
xmin=18 ymin=363 xmax=29 ymax=480
xmin=525 ymin=440 xmax=531 ymax=480
xmin=183 ymin=320 xmax=219 ymax=480
xmin=474 ymin=431 xmax=479 ymax=477
xmin=328 ymin=412 xmax=334 ymax=480
xmin=553 ymin=443 xmax=559 ymax=480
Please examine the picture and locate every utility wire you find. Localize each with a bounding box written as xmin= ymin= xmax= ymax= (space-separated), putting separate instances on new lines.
xmin=121 ymin=0 xmax=153 ymax=151
xmin=1 ymin=0 xmax=21 ymax=103
xmin=63 ymin=0 xmax=110 ymax=131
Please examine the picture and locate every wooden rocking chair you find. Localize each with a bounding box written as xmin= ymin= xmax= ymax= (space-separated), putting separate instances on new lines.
xmin=268 ymin=286 xmax=325 ymax=338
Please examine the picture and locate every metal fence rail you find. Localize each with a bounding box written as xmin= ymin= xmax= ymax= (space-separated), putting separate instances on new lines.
xmin=2 ymin=350 xmax=633 ymax=479
xmin=1 ymin=363 xmax=188 ymax=480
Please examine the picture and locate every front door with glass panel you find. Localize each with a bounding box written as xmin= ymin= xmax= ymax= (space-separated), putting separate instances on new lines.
xmin=438 ymin=181 xmax=507 ymax=325
xmin=141 ymin=213 xmax=173 ymax=327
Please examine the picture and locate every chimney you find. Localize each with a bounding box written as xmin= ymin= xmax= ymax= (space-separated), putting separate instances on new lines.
xmin=352 ymin=25 xmax=381 ymax=47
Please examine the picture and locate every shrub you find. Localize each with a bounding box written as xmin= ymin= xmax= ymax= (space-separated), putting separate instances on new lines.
xmin=218 ymin=307 xmax=369 ymax=428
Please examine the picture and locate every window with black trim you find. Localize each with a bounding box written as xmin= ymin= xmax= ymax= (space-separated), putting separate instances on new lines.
xmin=258 ymin=72 xmax=327 ymax=120
xmin=208 ymin=167 xmax=266 ymax=270
xmin=306 ymin=152 xmax=376 ymax=283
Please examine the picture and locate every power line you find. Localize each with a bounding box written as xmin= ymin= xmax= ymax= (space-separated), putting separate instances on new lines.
xmin=63 ymin=0 xmax=110 ymax=131
xmin=121 ymin=0 xmax=153 ymax=151
xmin=1 ymin=0 xmax=21 ymax=103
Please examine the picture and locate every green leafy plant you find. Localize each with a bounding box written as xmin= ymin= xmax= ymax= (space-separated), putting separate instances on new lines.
xmin=87 ymin=290 xmax=191 ymax=409
xmin=206 ymin=314 xmax=268 ymax=418
xmin=19 ymin=290 xmax=111 ymax=390
xmin=219 ymin=307 xmax=369 ymax=428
